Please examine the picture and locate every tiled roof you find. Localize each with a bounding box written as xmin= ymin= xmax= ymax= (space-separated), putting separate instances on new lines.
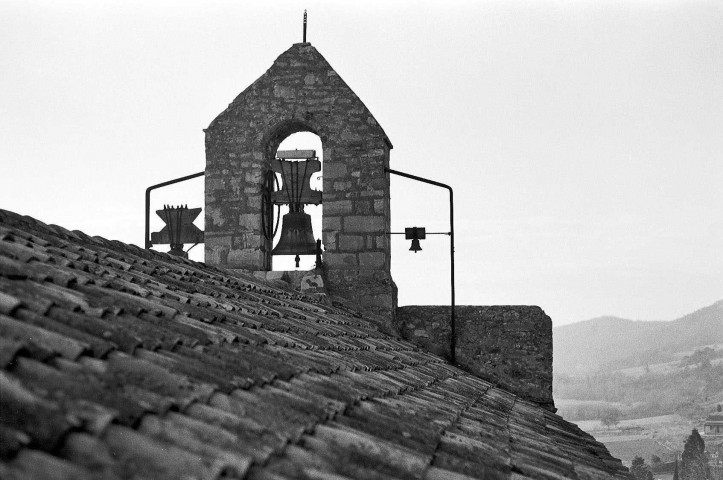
xmin=0 ymin=209 xmax=629 ymax=480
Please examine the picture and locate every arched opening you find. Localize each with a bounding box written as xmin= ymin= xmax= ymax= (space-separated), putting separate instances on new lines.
xmin=270 ymin=131 xmax=323 ymax=271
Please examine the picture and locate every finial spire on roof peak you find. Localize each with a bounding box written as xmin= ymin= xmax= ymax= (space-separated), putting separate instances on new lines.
xmin=303 ymin=10 xmax=308 ymax=43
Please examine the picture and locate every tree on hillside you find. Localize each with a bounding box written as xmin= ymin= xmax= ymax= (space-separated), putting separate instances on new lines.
xmin=630 ymin=456 xmax=650 ymax=480
xmin=680 ymin=429 xmax=708 ymax=480
xmin=600 ymin=407 xmax=621 ymax=429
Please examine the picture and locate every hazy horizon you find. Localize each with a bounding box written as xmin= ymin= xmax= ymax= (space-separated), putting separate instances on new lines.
xmin=1 ymin=1 xmax=721 ymax=326
xmin=554 ymin=298 xmax=722 ymax=329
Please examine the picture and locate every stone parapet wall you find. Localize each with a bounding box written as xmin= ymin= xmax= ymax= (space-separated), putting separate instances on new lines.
xmin=395 ymin=305 xmax=555 ymax=411
xmin=394 ymin=306 xmax=453 ymax=359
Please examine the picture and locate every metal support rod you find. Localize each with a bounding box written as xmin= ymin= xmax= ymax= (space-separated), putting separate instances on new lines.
xmin=145 ymin=171 xmax=204 ymax=249
xmin=303 ymin=10 xmax=307 ymax=43
xmin=384 ymin=167 xmax=456 ymax=364
xmin=387 ymin=232 xmax=450 ymax=235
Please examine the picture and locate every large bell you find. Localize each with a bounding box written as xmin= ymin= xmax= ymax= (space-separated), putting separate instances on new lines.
xmin=272 ymin=211 xmax=318 ymax=256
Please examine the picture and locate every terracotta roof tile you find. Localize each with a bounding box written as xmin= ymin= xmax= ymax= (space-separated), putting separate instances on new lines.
xmin=0 ymin=209 xmax=629 ymax=479
xmin=13 ymin=307 xmax=115 ymax=358
xmin=0 ymin=368 xmax=79 ymax=453
xmin=8 ymin=449 xmax=104 ymax=480
xmin=58 ymin=432 xmax=121 ymax=478
xmin=0 ymin=313 xmax=89 ymax=360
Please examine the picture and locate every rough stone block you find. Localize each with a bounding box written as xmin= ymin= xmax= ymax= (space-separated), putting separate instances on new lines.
xmin=338 ymin=235 xmax=364 ymax=252
xmin=373 ymin=199 xmax=386 ymax=214
xmin=375 ymin=235 xmax=387 ymax=250
xmin=323 ymin=232 xmax=338 ymax=251
xmin=324 ymin=200 xmax=353 ymax=216
xmin=323 ymin=253 xmax=357 ymax=268
xmin=358 ymin=252 xmax=385 ymax=269
xmin=205 ymin=205 xmax=226 ymax=228
xmin=359 ymin=190 xmax=385 ymax=198
xmin=340 ymin=130 xmax=362 ymax=143
xmin=323 ymin=163 xmax=347 ymax=179
xmin=324 ymin=216 xmax=341 ymax=231
xmin=206 ymin=178 xmax=225 ymax=192
xmin=227 ymin=248 xmax=264 ymax=269
xmin=344 ymin=216 xmax=384 ymax=233
xmin=244 ymin=232 xmax=262 ymax=249
xmin=355 ymin=200 xmax=373 ymax=215
xmin=303 ymin=74 xmax=318 ymax=85
xmin=244 ymin=170 xmax=263 ymax=184
xmin=360 ymin=293 xmax=393 ymax=309
xmin=247 ymin=196 xmax=262 ymax=210
xmin=204 ymin=238 xmax=231 ymax=266
xmin=333 ymin=181 xmax=352 ymax=191
xmin=273 ymin=85 xmax=295 ymax=100
xmin=238 ymin=213 xmax=261 ymax=230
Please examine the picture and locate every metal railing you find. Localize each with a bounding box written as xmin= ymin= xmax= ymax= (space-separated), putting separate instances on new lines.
xmin=385 ymin=167 xmax=456 ymax=363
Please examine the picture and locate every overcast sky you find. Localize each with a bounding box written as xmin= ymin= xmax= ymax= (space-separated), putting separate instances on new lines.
xmin=1 ymin=0 xmax=721 ymax=326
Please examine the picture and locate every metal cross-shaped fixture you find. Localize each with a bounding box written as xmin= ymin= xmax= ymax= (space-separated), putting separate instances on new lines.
xmin=150 ymin=205 xmax=204 ymax=257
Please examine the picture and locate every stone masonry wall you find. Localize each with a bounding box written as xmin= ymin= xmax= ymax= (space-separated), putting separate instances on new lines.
xmin=204 ymin=43 xmax=396 ymax=317
xmin=395 ymin=306 xmax=555 ymax=411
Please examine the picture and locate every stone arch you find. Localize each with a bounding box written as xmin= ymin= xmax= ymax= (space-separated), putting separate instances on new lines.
xmin=263 ymin=119 xmax=325 ymax=160
xmin=265 ymin=121 xmax=326 ymax=271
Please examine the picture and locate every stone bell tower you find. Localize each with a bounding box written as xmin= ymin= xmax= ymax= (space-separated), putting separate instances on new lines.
xmin=204 ymin=42 xmax=396 ymax=316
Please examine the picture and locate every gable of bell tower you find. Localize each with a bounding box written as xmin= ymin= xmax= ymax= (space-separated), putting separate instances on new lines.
xmin=204 ymin=42 xmax=396 ymax=317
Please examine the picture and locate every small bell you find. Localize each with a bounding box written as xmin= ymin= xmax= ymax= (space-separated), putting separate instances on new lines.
xmin=409 ymin=238 xmax=422 ymax=253
xmin=405 ymin=226 xmax=426 ymax=253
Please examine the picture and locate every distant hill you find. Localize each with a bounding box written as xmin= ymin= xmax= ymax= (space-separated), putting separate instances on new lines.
xmin=554 ymin=300 xmax=723 ymax=375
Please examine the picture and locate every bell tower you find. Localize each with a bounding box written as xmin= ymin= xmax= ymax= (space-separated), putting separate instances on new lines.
xmin=204 ymin=42 xmax=396 ymax=316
